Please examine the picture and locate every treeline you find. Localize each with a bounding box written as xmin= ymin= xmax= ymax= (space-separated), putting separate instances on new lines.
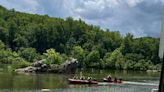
xmin=0 ymin=5 xmax=161 ymax=71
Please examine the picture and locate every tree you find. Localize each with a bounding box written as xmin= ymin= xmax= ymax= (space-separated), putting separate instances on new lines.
xmin=8 ymin=20 xmax=18 ymax=50
xmin=122 ymin=33 xmax=133 ymax=54
xmin=0 ymin=40 xmax=5 ymax=49
xmin=43 ymin=48 xmax=63 ymax=65
xmin=134 ymin=59 xmax=148 ymax=70
xmin=18 ymin=47 xmax=39 ymax=62
xmin=86 ymin=50 xmax=100 ymax=67
xmin=123 ymin=59 xmax=135 ymax=70
xmin=104 ymin=47 xmax=124 ymax=69
xmin=72 ymin=46 xmax=85 ymax=67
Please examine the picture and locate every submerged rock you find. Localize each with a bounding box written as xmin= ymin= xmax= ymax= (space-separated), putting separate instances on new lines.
xmin=15 ymin=58 xmax=78 ymax=74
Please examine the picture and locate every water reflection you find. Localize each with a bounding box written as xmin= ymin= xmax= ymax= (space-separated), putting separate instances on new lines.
xmin=0 ymin=69 xmax=160 ymax=92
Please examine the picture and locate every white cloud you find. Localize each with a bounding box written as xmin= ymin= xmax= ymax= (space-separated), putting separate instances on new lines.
xmin=0 ymin=0 xmax=40 ymax=13
xmin=126 ymin=0 xmax=144 ymax=7
xmin=0 ymin=0 xmax=163 ymax=37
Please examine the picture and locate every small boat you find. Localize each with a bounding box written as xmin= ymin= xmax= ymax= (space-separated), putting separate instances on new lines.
xmin=103 ymin=78 xmax=122 ymax=83
xmin=68 ymin=79 xmax=98 ymax=84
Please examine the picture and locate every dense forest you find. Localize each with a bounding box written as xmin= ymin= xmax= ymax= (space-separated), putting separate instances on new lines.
xmin=0 ymin=5 xmax=161 ymax=71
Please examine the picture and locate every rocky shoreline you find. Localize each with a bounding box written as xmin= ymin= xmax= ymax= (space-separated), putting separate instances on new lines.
xmin=15 ymin=58 xmax=78 ymax=74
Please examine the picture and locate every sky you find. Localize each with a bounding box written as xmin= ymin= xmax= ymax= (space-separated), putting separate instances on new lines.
xmin=0 ymin=0 xmax=163 ymax=37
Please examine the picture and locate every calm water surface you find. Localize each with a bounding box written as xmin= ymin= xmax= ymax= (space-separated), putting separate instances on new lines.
xmin=0 ymin=68 xmax=160 ymax=92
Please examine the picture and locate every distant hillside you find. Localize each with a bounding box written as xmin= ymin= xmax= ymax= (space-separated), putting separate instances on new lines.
xmin=0 ymin=5 xmax=160 ymax=70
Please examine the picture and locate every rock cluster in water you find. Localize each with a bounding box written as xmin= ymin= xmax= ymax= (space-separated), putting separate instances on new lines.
xmin=15 ymin=58 xmax=78 ymax=74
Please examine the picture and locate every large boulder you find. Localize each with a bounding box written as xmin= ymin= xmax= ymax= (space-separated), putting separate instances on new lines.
xmin=49 ymin=58 xmax=78 ymax=73
xmin=15 ymin=66 xmax=36 ymax=73
xmin=60 ymin=58 xmax=78 ymax=73
xmin=32 ymin=59 xmax=49 ymax=72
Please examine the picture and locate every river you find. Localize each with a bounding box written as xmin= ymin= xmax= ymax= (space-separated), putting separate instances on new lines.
xmin=0 ymin=68 xmax=160 ymax=92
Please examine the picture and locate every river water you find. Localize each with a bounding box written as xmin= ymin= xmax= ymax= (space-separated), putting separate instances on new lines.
xmin=0 ymin=69 xmax=160 ymax=92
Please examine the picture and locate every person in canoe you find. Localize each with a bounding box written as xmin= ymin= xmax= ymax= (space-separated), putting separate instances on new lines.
xmin=114 ymin=77 xmax=123 ymax=83
xmin=103 ymin=74 xmax=112 ymax=82
xmin=114 ymin=77 xmax=118 ymax=82
xmin=117 ymin=78 xmax=123 ymax=83
xmin=107 ymin=74 xmax=112 ymax=81
xmin=80 ymin=76 xmax=85 ymax=80
xmin=87 ymin=77 xmax=92 ymax=81
xmin=73 ymin=76 xmax=78 ymax=79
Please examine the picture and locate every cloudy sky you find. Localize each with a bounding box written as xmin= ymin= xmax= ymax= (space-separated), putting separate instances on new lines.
xmin=0 ymin=0 xmax=163 ymax=37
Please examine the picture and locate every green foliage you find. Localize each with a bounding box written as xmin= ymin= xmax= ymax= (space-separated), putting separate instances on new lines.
xmin=0 ymin=40 xmax=29 ymax=69
xmin=18 ymin=47 xmax=39 ymax=62
xmin=0 ymin=40 xmax=5 ymax=49
xmin=104 ymin=47 xmax=125 ymax=69
xmin=122 ymin=33 xmax=133 ymax=54
xmin=43 ymin=48 xmax=63 ymax=65
xmin=86 ymin=50 xmax=100 ymax=67
xmin=134 ymin=59 xmax=148 ymax=70
xmin=13 ymin=60 xmax=31 ymax=69
xmin=0 ymin=49 xmax=19 ymax=64
xmin=123 ymin=60 xmax=135 ymax=70
xmin=72 ymin=46 xmax=86 ymax=67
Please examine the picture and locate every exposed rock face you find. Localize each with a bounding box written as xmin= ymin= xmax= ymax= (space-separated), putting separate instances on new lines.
xmin=49 ymin=58 xmax=78 ymax=73
xmin=15 ymin=66 xmax=35 ymax=73
xmin=15 ymin=58 xmax=78 ymax=74
xmin=32 ymin=59 xmax=49 ymax=72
